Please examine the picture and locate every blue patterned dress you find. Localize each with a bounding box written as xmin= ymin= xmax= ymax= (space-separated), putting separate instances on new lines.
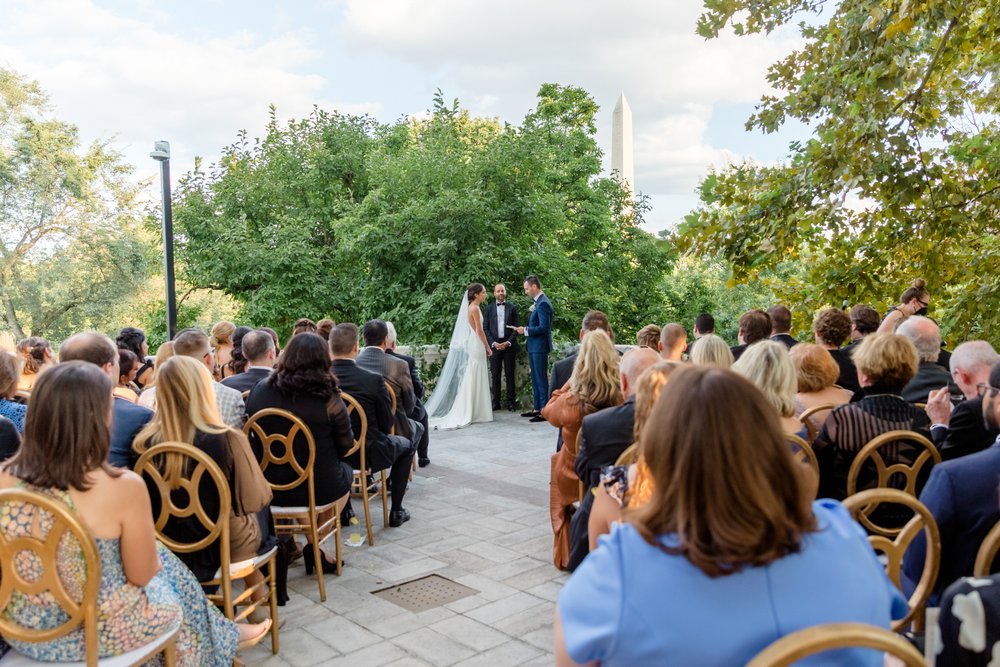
xmin=0 ymin=399 xmax=26 ymax=433
xmin=0 ymin=482 xmax=239 ymax=666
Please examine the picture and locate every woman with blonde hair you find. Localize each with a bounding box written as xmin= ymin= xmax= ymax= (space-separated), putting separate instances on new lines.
xmin=132 ymin=356 xmax=273 ymax=597
xmin=732 ymin=340 xmax=805 ymax=437
xmin=543 ymin=329 xmax=623 ymax=569
xmin=789 ymin=343 xmax=853 ymax=433
xmin=556 ymin=366 xmax=906 ymax=666
xmin=210 ymin=321 xmax=236 ymax=380
xmin=689 ymin=333 xmax=734 ymax=368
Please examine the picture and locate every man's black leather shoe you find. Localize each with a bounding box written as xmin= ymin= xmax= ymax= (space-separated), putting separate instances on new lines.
xmin=529 ymin=414 xmax=546 ymax=422
xmin=520 ymin=410 xmax=539 ymax=418
xmin=389 ymin=508 xmax=411 ymax=527
xmin=418 ymin=458 xmax=430 ymax=468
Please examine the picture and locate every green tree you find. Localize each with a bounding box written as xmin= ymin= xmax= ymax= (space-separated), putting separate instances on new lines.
xmin=681 ymin=0 xmax=1000 ymax=345
xmin=0 ymin=68 xmax=155 ymax=340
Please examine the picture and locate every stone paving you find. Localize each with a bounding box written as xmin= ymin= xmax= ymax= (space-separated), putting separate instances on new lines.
xmin=243 ymin=410 xmax=564 ymax=667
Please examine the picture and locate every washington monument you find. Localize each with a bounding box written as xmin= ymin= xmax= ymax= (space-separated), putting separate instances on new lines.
xmin=611 ymin=93 xmax=634 ymax=196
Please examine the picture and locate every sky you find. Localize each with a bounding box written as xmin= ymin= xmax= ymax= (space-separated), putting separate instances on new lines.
xmin=0 ymin=0 xmax=810 ymax=233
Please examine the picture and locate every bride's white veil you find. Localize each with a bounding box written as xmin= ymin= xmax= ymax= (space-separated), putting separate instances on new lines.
xmin=424 ymin=291 xmax=472 ymax=419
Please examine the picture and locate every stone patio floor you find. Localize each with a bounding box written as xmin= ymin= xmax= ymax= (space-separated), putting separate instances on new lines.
xmin=243 ymin=410 xmax=564 ymax=667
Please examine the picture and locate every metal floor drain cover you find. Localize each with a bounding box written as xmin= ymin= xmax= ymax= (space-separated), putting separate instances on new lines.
xmin=372 ymin=574 xmax=478 ymax=612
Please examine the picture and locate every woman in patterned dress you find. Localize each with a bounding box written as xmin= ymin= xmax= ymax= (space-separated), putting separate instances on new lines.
xmin=0 ymin=361 xmax=270 ymax=664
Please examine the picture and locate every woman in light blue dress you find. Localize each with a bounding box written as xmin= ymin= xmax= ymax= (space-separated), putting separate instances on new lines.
xmin=557 ymin=365 xmax=907 ymax=666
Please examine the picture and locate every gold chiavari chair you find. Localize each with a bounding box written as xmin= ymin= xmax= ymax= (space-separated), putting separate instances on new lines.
xmin=785 ymin=433 xmax=820 ymax=476
xmin=746 ymin=622 xmax=925 ymax=667
xmin=974 ymin=519 xmax=1000 ymax=577
xmin=341 ymin=392 xmax=389 ymax=546
xmin=797 ymin=402 xmax=838 ymax=443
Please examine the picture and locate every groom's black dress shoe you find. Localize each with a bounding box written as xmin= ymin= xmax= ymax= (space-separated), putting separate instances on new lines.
xmin=520 ymin=410 xmax=539 ymax=418
xmin=388 ymin=508 xmax=411 ymax=527
xmin=492 ymin=404 xmax=501 ymax=411
xmin=529 ymin=414 xmax=547 ymax=423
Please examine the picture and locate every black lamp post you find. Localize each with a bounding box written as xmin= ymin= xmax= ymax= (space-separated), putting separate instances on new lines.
xmin=150 ymin=140 xmax=177 ymax=340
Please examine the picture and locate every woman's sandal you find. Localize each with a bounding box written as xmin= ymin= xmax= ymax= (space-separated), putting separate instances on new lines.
xmin=237 ymin=618 xmax=272 ymax=651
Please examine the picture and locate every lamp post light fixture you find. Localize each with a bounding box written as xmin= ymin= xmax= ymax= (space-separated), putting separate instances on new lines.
xmin=150 ymin=140 xmax=177 ymax=340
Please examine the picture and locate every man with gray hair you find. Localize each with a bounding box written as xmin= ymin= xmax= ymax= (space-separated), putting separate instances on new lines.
xmin=898 ymin=316 xmax=952 ymax=403
xmin=171 ymin=328 xmax=246 ymax=428
xmin=385 ymin=321 xmax=430 ymax=467
xmin=925 ymin=340 xmax=1000 ymax=460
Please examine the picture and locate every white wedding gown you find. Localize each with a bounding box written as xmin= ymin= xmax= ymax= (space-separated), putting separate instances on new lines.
xmin=425 ymin=295 xmax=494 ymax=430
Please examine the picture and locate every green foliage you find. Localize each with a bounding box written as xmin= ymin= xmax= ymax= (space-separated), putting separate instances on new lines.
xmin=682 ymin=0 xmax=1000 ymax=346
xmin=0 ymin=68 xmax=156 ymax=340
xmin=175 ymin=85 xmax=673 ymax=344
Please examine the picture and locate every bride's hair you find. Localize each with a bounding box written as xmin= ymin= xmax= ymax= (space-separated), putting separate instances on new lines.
xmin=466 ymin=283 xmax=485 ymax=300
xmin=570 ymin=330 xmax=624 ymax=415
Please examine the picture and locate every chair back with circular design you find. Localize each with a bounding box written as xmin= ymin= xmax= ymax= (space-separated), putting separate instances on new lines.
xmin=746 ymin=622 xmax=926 ymax=667
xmin=342 ymin=391 xmax=388 ymax=545
xmin=797 ymin=402 xmax=838 ymax=443
xmin=974 ymin=519 xmax=1000 ymax=577
xmin=243 ymin=408 xmax=316 ymax=498
xmin=843 ymin=488 xmax=940 ymax=631
xmin=785 ymin=433 xmax=819 ymax=476
xmin=0 ymin=488 xmax=102 ymax=665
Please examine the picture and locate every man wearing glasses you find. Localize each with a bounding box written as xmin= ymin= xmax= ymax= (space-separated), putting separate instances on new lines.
xmin=925 ymin=341 xmax=1000 ymax=460
xmin=903 ymin=360 xmax=1000 ymax=605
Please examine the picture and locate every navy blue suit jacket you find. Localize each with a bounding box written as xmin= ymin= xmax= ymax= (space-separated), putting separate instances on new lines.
xmin=110 ymin=397 xmax=154 ymax=469
xmin=525 ymin=293 xmax=553 ymax=354
xmin=903 ymin=439 xmax=1000 ymax=601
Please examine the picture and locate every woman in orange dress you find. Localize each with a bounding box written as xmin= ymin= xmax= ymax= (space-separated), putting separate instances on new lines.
xmin=543 ymin=330 xmax=622 ymax=570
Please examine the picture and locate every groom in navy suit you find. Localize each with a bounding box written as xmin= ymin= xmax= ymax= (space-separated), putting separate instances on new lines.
xmin=515 ymin=275 xmax=554 ymax=422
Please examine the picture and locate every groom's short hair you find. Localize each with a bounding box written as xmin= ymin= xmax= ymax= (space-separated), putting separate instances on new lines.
xmin=524 ymin=275 xmax=541 ymax=289
xmin=363 ymin=319 xmax=389 ymax=347
xmin=330 ymin=323 xmax=359 ymax=355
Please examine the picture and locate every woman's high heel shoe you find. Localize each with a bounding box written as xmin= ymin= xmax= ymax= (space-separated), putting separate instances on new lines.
xmin=302 ymin=546 xmax=339 ymax=575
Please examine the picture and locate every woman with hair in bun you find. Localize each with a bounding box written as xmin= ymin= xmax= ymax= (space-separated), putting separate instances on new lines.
xmin=15 ymin=336 xmax=55 ymax=392
xmin=878 ymin=278 xmax=930 ymax=333
xmin=210 ymin=321 xmax=236 ymax=380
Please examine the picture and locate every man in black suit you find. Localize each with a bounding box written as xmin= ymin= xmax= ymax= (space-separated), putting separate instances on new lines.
xmin=356 ymin=320 xmax=423 ymax=450
xmin=483 ymin=283 xmax=519 ymax=411
xmin=548 ymin=310 xmax=613 ymax=451
xmin=221 ymin=329 xmax=275 ymax=394
xmin=385 ymin=321 xmax=431 ymax=468
xmin=898 ymin=316 xmax=953 ymax=403
xmin=685 ymin=312 xmax=715 ymax=355
xmin=730 ymin=309 xmax=771 ymax=362
xmin=330 ymin=323 xmax=416 ymax=527
xmin=925 ymin=340 xmax=1000 ymax=460
xmin=767 ymin=305 xmax=798 ymax=348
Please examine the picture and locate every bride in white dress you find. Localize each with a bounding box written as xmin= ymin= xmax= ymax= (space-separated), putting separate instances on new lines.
xmin=425 ymin=283 xmax=495 ymax=430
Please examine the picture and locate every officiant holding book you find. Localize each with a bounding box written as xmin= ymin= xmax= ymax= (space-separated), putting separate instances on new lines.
xmin=484 ymin=283 xmax=519 ymax=411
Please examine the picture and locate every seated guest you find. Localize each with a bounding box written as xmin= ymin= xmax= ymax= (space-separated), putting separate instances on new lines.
xmin=133 ymin=356 xmax=273 ymax=595
xmin=902 ymin=361 xmax=1000 ymax=606
xmin=925 ymin=341 xmax=1000 ymax=460
xmin=385 ymin=321 xmax=430 ymax=467
xmin=767 ymin=304 xmax=798 ymax=348
xmin=114 ymin=348 xmax=141 ymax=403
xmin=730 ymin=309 xmax=770 ymax=361
xmin=0 ymin=361 xmax=270 ymax=662
xmin=59 ymin=332 xmax=153 ymax=469
xmin=316 ymin=319 xmax=335 ymax=342
xmin=657 ymin=323 xmax=686 ymax=361
xmin=290 ymin=318 xmax=317 ymax=340
xmin=813 ymin=306 xmax=861 ymax=396
xmin=210 ymin=321 xmax=236 ymax=380
xmin=221 ymin=329 xmax=276 ymax=394
xmin=0 ymin=415 xmax=19 ymax=462
xmin=790 ymin=343 xmax=853 ymax=434
xmin=689 ymin=333 xmax=734 ymax=368
xmin=172 ymin=329 xmax=246 ymax=429
xmin=586 ymin=361 xmax=680 ymax=552
xmin=15 ymin=336 xmax=54 ymax=391
xmin=567 ymin=347 xmax=661 ymax=570
xmin=330 ymin=323 xmax=416 ymax=528
xmin=245 ymin=333 xmax=353 ymax=573
xmin=557 ymin=366 xmax=906 ymax=666
xmin=137 ymin=342 xmax=175 ymax=409
xmin=936 ymin=573 xmax=1000 ymax=667
xmin=0 ymin=351 xmax=27 ymax=432
xmin=260 ymin=327 xmax=281 ymax=356
xmin=685 ymin=312 xmax=715 ymax=355
xmin=549 ymin=310 xmax=614 ymax=448
xmin=635 ymin=324 xmax=660 ymax=350
xmin=878 ymin=278 xmax=930 ymax=334
xmin=897 ymin=316 xmax=952 ymax=403
xmin=732 ymin=340 xmax=805 ymax=437
xmin=846 ymin=304 xmax=880 ymax=353
xmin=220 ymin=326 xmax=252 ymax=379
xmin=813 ymin=333 xmax=930 ymax=500
xmin=116 ymin=327 xmax=154 ymax=388
xmin=544 ymin=330 xmax=623 ymax=570
xmin=356 ymin=320 xmax=424 ymax=450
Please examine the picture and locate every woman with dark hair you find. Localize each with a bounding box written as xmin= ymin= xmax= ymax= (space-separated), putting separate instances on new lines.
xmin=556 ymin=366 xmax=906 ymax=666
xmin=0 ymin=351 xmax=27 ymax=432
xmin=15 ymin=336 xmax=54 ymax=392
xmin=222 ymin=325 xmax=253 ymax=378
xmin=0 ymin=362 xmax=270 ymax=663
xmin=878 ymin=278 xmax=930 ymax=333
xmin=245 ymin=332 xmax=353 ymax=574
xmin=316 ymin=319 xmax=335 ymax=342
xmin=114 ymin=348 xmax=141 ymax=403
xmin=116 ymin=327 xmax=154 ymax=388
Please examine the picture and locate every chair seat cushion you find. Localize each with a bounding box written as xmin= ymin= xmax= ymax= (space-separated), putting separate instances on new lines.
xmin=1 ymin=621 xmax=180 ymax=666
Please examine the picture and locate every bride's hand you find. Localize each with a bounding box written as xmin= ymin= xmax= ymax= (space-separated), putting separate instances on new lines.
xmin=485 ymin=346 xmax=493 ymax=357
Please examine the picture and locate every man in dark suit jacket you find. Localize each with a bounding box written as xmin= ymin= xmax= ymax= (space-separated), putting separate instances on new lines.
xmin=898 ymin=316 xmax=955 ymax=403
xmin=220 ymin=329 xmax=275 ymax=394
xmin=767 ymin=305 xmax=798 ymax=349
xmin=330 ymin=323 xmax=416 ymax=527
xmin=356 ymin=320 xmax=422 ymax=448
xmin=385 ymin=321 xmax=431 ymax=468
xmin=730 ymin=309 xmax=771 ymax=362
xmin=483 ymin=283 xmax=519 ymax=411
xmin=515 ymin=275 xmax=553 ymax=420
xmin=925 ymin=340 xmax=1000 ymax=460
xmin=59 ymin=331 xmax=154 ymax=469
xmin=903 ymin=362 xmax=1000 ymax=604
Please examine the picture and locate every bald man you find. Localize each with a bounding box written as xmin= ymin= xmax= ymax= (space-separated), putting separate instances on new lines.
xmin=898 ymin=316 xmax=952 ymax=403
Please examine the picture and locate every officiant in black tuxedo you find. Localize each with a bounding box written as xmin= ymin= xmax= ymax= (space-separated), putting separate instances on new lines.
xmin=484 ymin=283 xmax=519 ymax=410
